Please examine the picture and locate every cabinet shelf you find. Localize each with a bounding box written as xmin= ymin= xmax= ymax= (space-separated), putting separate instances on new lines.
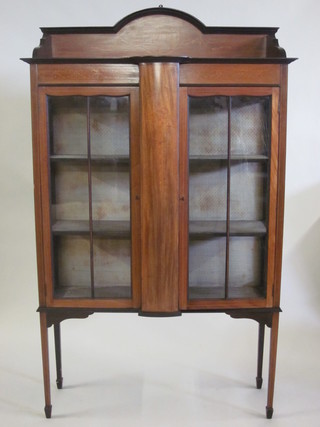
xmin=189 ymin=220 xmax=267 ymax=238
xmin=189 ymin=154 xmax=268 ymax=163
xmin=52 ymin=220 xmax=130 ymax=238
xmin=50 ymin=154 xmax=130 ymax=164
xmin=54 ymin=285 xmax=131 ymax=299
xmin=189 ymin=285 xmax=265 ymax=300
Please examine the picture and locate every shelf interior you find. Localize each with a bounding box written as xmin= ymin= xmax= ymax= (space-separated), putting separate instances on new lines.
xmin=189 ymin=154 xmax=268 ymax=162
xmin=50 ymin=154 xmax=130 ymax=164
xmin=188 ymin=285 xmax=265 ymax=300
xmin=52 ymin=220 xmax=266 ymax=239
xmin=52 ymin=220 xmax=130 ymax=238
xmin=189 ymin=220 xmax=266 ymax=237
xmin=54 ymin=285 xmax=131 ymax=299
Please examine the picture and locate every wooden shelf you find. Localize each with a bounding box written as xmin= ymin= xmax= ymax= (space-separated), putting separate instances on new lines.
xmin=54 ymin=285 xmax=131 ymax=299
xmin=50 ymin=154 xmax=130 ymax=164
xmin=189 ymin=220 xmax=267 ymax=237
xmin=189 ymin=154 xmax=268 ymax=162
xmin=52 ymin=220 xmax=131 ymax=238
xmin=189 ymin=285 xmax=265 ymax=300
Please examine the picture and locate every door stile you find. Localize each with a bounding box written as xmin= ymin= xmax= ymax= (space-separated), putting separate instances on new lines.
xmin=178 ymin=87 xmax=189 ymax=310
xmin=266 ymin=88 xmax=280 ymax=306
xmin=129 ymin=89 xmax=141 ymax=308
xmin=86 ymin=97 xmax=95 ymax=298
xmin=224 ymin=96 xmax=232 ymax=299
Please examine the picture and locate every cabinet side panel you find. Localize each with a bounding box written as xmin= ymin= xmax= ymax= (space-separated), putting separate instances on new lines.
xmin=266 ymin=88 xmax=280 ymax=306
xmin=274 ymin=65 xmax=288 ymax=307
xmin=140 ymin=63 xmax=179 ymax=313
xmin=30 ymin=65 xmax=46 ymax=306
xmin=38 ymin=90 xmax=54 ymax=306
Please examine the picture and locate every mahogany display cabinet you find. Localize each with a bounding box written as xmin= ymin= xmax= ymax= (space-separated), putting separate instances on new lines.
xmin=22 ymin=7 xmax=295 ymax=419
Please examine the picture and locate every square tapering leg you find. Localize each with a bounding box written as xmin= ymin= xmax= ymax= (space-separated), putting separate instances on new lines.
xmin=256 ymin=323 xmax=265 ymax=389
xmin=266 ymin=312 xmax=280 ymax=419
xmin=40 ymin=312 xmax=52 ymax=418
xmin=54 ymin=323 xmax=63 ymax=389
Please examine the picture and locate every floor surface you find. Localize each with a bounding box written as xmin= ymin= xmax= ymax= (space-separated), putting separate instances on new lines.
xmin=1 ymin=310 xmax=319 ymax=426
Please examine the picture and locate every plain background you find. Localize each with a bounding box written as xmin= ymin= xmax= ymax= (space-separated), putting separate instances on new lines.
xmin=1 ymin=0 xmax=319 ymax=425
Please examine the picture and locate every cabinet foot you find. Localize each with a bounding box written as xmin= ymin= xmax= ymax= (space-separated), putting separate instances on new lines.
xmin=44 ymin=404 xmax=52 ymax=419
xmin=266 ymin=406 xmax=274 ymax=419
xmin=256 ymin=376 xmax=263 ymax=389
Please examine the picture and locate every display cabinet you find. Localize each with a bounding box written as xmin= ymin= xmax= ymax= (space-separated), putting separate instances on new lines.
xmin=23 ymin=7 xmax=295 ymax=419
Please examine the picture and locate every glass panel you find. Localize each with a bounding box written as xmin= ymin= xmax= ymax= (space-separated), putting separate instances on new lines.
xmin=49 ymin=94 xmax=132 ymax=300
xmin=189 ymin=161 xmax=227 ymax=221
xmin=90 ymin=96 xmax=130 ymax=157
xmin=51 ymin=163 xmax=89 ymax=223
xmin=53 ymin=235 xmax=91 ymax=298
xmin=231 ymin=96 xmax=271 ymax=156
xmin=187 ymin=94 xmax=271 ymax=301
xmin=189 ymin=96 xmax=228 ymax=156
xmin=93 ymin=238 xmax=131 ymax=298
xmin=91 ymin=162 xmax=131 ymax=299
xmin=49 ymin=96 xmax=90 ymax=299
xmin=188 ymin=96 xmax=228 ymax=300
xmin=90 ymin=96 xmax=131 ymax=299
xmin=48 ymin=96 xmax=87 ymax=156
xmin=91 ymin=163 xmax=130 ymax=221
xmin=228 ymin=95 xmax=270 ymax=299
xmin=230 ymin=161 xmax=267 ymax=221
xmin=189 ymin=96 xmax=228 ymax=220
xmin=189 ymin=238 xmax=226 ymax=299
xmin=228 ymin=236 xmax=266 ymax=298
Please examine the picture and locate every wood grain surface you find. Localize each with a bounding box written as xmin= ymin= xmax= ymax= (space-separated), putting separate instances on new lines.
xmin=140 ymin=63 xmax=179 ymax=313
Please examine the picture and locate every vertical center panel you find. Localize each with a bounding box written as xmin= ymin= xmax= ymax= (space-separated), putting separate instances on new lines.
xmin=140 ymin=63 xmax=179 ymax=314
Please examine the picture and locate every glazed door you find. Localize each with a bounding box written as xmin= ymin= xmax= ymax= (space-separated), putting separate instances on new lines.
xmin=39 ymin=87 xmax=140 ymax=308
xmin=179 ymin=87 xmax=279 ymax=310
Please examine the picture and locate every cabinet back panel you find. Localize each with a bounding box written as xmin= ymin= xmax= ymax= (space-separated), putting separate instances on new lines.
xmin=91 ymin=166 xmax=130 ymax=221
xmin=52 ymin=163 xmax=89 ymax=221
xmin=90 ymin=96 xmax=130 ymax=156
xmin=54 ymin=235 xmax=91 ymax=291
xmin=189 ymin=163 xmax=227 ymax=220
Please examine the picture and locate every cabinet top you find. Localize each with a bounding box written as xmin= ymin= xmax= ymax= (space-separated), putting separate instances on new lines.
xmin=23 ymin=7 xmax=295 ymax=64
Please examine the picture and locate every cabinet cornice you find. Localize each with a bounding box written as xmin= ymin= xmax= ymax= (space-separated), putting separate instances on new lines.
xmin=22 ymin=7 xmax=294 ymax=63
